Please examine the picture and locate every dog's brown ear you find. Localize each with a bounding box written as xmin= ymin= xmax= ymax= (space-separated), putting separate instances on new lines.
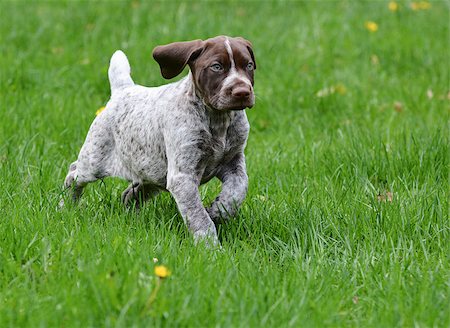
xmin=235 ymin=37 xmax=256 ymax=70
xmin=153 ymin=40 xmax=204 ymax=79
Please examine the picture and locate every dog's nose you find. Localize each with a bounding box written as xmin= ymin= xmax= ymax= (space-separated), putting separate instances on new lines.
xmin=232 ymin=87 xmax=251 ymax=99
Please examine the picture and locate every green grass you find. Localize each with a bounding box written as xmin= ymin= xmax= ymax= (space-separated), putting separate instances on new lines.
xmin=1 ymin=1 xmax=449 ymax=327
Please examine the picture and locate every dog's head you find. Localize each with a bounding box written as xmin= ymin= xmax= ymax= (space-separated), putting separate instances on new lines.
xmin=153 ymin=36 xmax=256 ymax=111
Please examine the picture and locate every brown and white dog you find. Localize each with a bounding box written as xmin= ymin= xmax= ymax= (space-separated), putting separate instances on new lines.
xmin=62 ymin=36 xmax=256 ymax=246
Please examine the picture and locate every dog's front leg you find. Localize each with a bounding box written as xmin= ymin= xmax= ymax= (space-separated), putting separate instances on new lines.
xmin=207 ymin=153 xmax=248 ymax=223
xmin=167 ymin=173 xmax=219 ymax=246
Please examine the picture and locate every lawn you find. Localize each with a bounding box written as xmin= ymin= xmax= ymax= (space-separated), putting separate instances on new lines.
xmin=0 ymin=1 xmax=448 ymax=327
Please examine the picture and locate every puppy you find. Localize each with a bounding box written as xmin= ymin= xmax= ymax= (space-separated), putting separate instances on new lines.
xmin=63 ymin=36 xmax=256 ymax=245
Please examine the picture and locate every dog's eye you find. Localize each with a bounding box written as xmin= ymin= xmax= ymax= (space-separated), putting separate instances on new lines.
xmin=246 ymin=62 xmax=254 ymax=71
xmin=210 ymin=63 xmax=223 ymax=72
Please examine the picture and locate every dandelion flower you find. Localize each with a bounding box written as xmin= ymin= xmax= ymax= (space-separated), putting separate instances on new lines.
xmin=334 ymin=83 xmax=347 ymax=95
xmin=388 ymin=1 xmax=398 ymax=11
xmin=154 ymin=265 xmax=171 ymax=278
xmin=95 ymin=106 xmax=106 ymax=116
xmin=411 ymin=1 xmax=431 ymax=10
xmin=371 ymin=54 xmax=380 ymax=65
xmin=418 ymin=1 xmax=431 ymax=9
xmin=364 ymin=21 xmax=378 ymax=32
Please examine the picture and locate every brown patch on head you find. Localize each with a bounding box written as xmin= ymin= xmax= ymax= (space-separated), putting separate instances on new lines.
xmin=190 ymin=37 xmax=231 ymax=101
xmin=152 ymin=36 xmax=256 ymax=111
xmin=191 ymin=36 xmax=256 ymax=110
xmin=233 ymin=37 xmax=256 ymax=70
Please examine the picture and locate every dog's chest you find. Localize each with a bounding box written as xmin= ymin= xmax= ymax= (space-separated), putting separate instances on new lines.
xmin=200 ymin=113 xmax=236 ymax=179
xmin=207 ymin=116 xmax=230 ymax=158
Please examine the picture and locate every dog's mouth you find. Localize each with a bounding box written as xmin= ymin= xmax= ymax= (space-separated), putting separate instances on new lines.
xmin=210 ymin=96 xmax=255 ymax=111
xmin=227 ymin=103 xmax=253 ymax=111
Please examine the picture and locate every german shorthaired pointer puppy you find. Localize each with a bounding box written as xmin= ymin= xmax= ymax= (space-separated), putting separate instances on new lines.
xmin=63 ymin=36 xmax=256 ymax=246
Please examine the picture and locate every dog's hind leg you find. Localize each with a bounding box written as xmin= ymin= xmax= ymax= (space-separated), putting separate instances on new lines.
xmin=62 ymin=139 xmax=112 ymax=205
xmin=60 ymin=110 xmax=118 ymax=207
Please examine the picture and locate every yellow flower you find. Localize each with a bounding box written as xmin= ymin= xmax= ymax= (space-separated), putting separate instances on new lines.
xmin=411 ymin=1 xmax=431 ymax=10
xmin=334 ymin=83 xmax=347 ymax=95
xmin=364 ymin=21 xmax=378 ymax=32
xmin=420 ymin=1 xmax=431 ymax=9
xmin=154 ymin=265 xmax=171 ymax=278
xmin=388 ymin=1 xmax=398 ymax=11
xmin=371 ymin=54 xmax=380 ymax=65
xmin=95 ymin=106 xmax=106 ymax=116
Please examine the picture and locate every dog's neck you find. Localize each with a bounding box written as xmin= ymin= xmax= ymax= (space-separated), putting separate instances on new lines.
xmin=181 ymin=72 xmax=235 ymax=137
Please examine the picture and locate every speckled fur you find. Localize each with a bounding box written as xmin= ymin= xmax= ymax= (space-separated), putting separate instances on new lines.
xmin=63 ymin=42 xmax=253 ymax=245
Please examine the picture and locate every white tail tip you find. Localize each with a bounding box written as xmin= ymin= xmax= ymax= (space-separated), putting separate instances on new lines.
xmin=108 ymin=50 xmax=134 ymax=93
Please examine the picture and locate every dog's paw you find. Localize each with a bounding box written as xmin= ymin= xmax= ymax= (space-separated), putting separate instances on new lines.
xmin=64 ymin=172 xmax=75 ymax=189
xmin=206 ymin=204 xmax=230 ymax=225
xmin=121 ymin=182 xmax=141 ymax=209
xmin=193 ymin=229 xmax=221 ymax=249
xmin=63 ymin=161 xmax=78 ymax=189
xmin=121 ymin=183 xmax=160 ymax=209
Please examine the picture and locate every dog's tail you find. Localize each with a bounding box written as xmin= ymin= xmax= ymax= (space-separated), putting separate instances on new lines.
xmin=108 ymin=50 xmax=134 ymax=94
